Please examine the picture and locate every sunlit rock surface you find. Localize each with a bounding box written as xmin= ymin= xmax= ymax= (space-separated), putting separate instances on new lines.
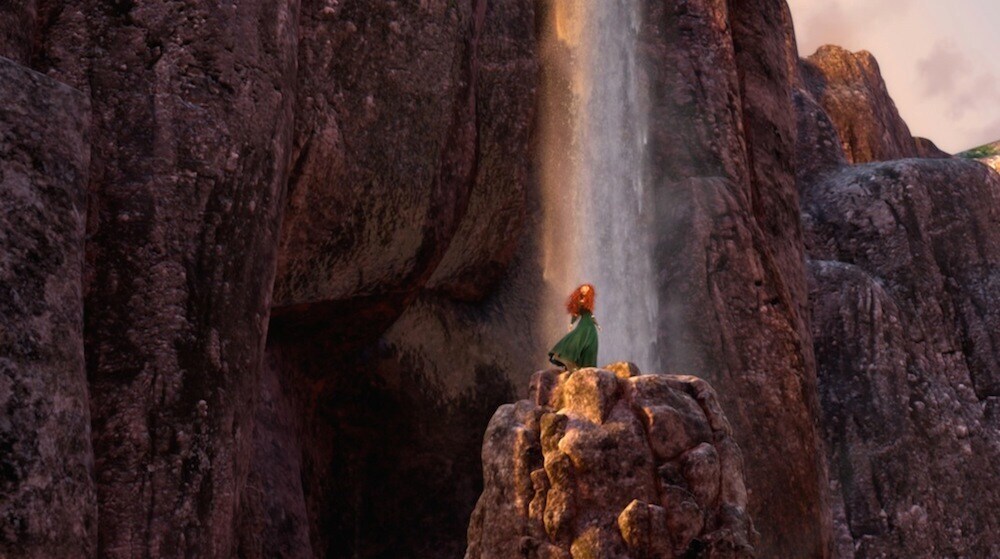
xmin=958 ymin=139 xmax=1000 ymax=173
xmin=466 ymin=365 xmax=757 ymax=559
xmin=801 ymin=45 xmax=920 ymax=164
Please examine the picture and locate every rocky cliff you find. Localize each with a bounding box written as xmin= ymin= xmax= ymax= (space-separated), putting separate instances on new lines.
xmin=0 ymin=57 xmax=94 ymax=559
xmin=4 ymin=0 xmax=1000 ymax=558
xmin=466 ymin=365 xmax=756 ymax=559
xmin=801 ymin=159 xmax=1000 ymax=558
xmin=644 ymin=1 xmax=832 ymax=555
xmin=795 ymin=40 xmax=1000 ymax=559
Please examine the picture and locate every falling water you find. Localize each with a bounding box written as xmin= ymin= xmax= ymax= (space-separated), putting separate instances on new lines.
xmin=541 ymin=0 xmax=659 ymax=371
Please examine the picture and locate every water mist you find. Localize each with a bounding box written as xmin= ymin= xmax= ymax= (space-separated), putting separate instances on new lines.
xmin=540 ymin=0 xmax=658 ymax=371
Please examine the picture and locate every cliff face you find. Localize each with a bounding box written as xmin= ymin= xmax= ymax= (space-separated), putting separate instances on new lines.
xmin=467 ymin=366 xmax=756 ymax=559
xmin=801 ymin=160 xmax=1000 ymax=557
xmin=643 ymin=1 xmax=832 ymax=555
xmin=5 ymin=1 xmax=1000 ymax=558
xmin=0 ymin=57 xmax=94 ymax=559
xmin=794 ymin=36 xmax=1000 ymax=559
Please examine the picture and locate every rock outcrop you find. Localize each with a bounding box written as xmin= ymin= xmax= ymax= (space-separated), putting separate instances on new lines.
xmin=913 ymin=137 xmax=951 ymax=159
xmin=0 ymin=57 xmax=94 ymax=559
xmin=466 ymin=366 xmax=756 ymax=559
xmin=801 ymin=45 xmax=920 ymax=164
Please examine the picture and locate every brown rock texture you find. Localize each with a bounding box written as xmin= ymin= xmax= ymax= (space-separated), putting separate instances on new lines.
xmin=801 ymin=45 xmax=920 ymax=164
xmin=913 ymin=137 xmax=951 ymax=159
xmin=35 ymin=1 xmax=301 ymax=556
xmin=425 ymin=0 xmax=539 ymax=301
xmin=808 ymin=261 xmax=1000 ymax=558
xmin=0 ymin=0 xmax=38 ymax=66
xmin=466 ymin=366 xmax=757 ymax=559
xmin=0 ymin=57 xmax=95 ymax=559
xmin=0 ymin=3 xmax=36 ymax=64
xmin=272 ymin=0 xmax=479 ymax=342
xmin=803 ymin=158 xmax=1000 ymax=399
xmin=251 ymin=1 xmax=540 ymax=556
xmin=642 ymin=1 xmax=832 ymax=556
xmin=800 ymin=158 xmax=1000 ymax=556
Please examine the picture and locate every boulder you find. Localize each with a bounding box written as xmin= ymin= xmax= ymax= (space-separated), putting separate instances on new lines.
xmin=466 ymin=368 xmax=757 ymax=559
xmin=0 ymin=56 xmax=94 ymax=559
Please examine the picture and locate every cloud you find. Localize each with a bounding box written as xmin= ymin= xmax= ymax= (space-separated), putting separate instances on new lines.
xmin=792 ymin=0 xmax=916 ymax=55
xmin=948 ymin=73 xmax=998 ymax=120
xmin=917 ymin=42 xmax=971 ymax=97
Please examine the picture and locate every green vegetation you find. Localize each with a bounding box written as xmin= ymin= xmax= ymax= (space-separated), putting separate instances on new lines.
xmin=958 ymin=140 xmax=1000 ymax=159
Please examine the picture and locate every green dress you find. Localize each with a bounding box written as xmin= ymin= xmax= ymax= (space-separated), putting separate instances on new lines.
xmin=548 ymin=311 xmax=599 ymax=370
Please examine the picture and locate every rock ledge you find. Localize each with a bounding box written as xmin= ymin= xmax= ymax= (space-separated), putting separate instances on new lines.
xmin=466 ymin=364 xmax=757 ymax=559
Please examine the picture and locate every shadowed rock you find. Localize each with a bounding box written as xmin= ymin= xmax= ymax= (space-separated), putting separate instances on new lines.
xmin=36 ymin=2 xmax=300 ymax=556
xmin=467 ymin=366 xmax=757 ymax=559
xmin=0 ymin=57 xmax=94 ymax=558
xmin=802 ymin=157 xmax=1000 ymax=557
xmin=808 ymin=261 xmax=1000 ymax=558
xmin=642 ymin=2 xmax=832 ymax=555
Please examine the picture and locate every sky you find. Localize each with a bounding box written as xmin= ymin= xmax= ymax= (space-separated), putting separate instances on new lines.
xmin=786 ymin=0 xmax=1000 ymax=153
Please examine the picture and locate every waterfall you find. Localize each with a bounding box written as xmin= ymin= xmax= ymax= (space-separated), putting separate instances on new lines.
xmin=541 ymin=0 xmax=659 ymax=371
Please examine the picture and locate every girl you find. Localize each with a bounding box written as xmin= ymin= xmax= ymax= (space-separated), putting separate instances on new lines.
xmin=548 ymin=284 xmax=599 ymax=371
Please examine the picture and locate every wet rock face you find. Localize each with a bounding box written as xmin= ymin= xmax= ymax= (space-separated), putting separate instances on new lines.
xmin=0 ymin=57 xmax=94 ymax=559
xmin=654 ymin=176 xmax=831 ymax=558
xmin=800 ymin=46 xmax=919 ymax=164
xmin=425 ymin=0 xmax=539 ymax=301
xmin=467 ymin=366 xmax=757 ymax=559
xmin=643 ymin=2 xmax=832 ymax=555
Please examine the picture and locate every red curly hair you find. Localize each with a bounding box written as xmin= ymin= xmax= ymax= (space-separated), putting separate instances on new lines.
xmin=566 ymin=284 xmax=596 ymax=316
